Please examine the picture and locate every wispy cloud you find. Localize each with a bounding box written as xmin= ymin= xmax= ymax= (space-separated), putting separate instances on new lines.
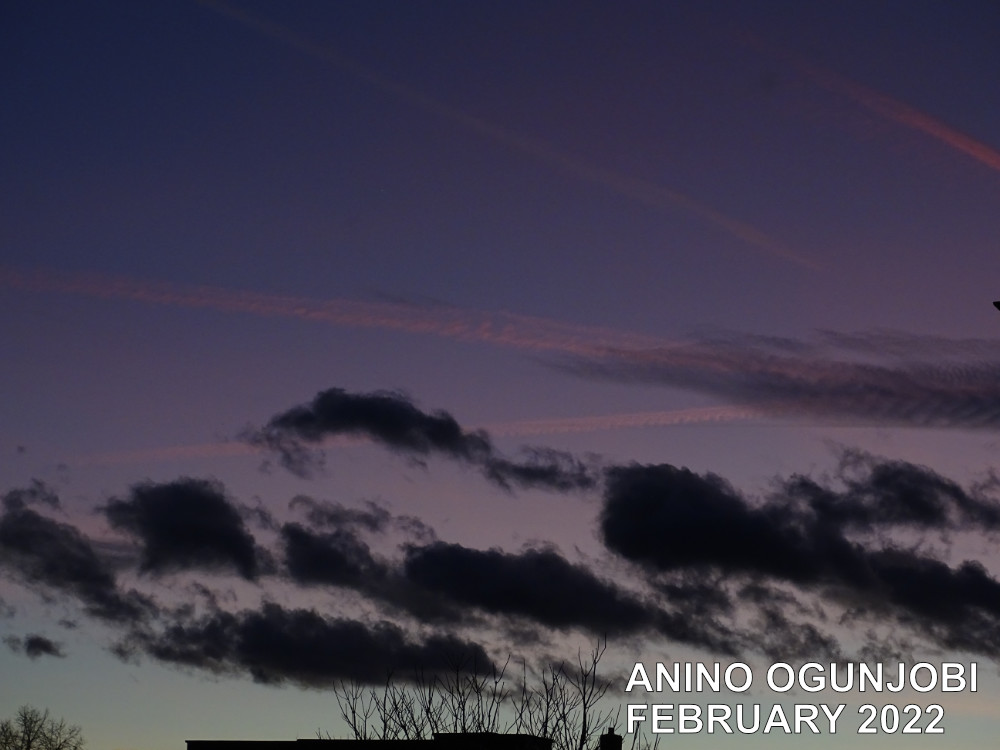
xmin=70 ymin=441 xmax=257 ymax=467
xmin=487 ymin=405 xmax=764 ymax=436
xmin=5 ymin=268 xmax=764 ymax=450
xmin=67 ymin=405 xmax=762 ymax=469
xmin=0 ymin=266 xmax=668 ymax=356
xmin=565 ymin=329 xmax=1000 ymax=431
xmin=195 ymin=0 xmax=815 ymax=268
xmin=746 ymin=32 xmax=1000 ymax=175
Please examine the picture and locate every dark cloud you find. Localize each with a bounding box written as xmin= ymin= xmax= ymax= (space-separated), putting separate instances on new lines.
xmin=2 ymin=480 xmax=60 ymax=512
xmin=254 ymin=387 xmax=491 ymax=460
xmin=278 ymin=519 xmax=462 ymax=623
xmin=0 ymin=489 xmax=151 ymax=624
xmin=403 ymin=542 xmax=653 ymax=635
xmin=565 ymin=330 xmax=1000 ymax=430
xmin=750 ymin=606 xmax=842 ymax=662
xmin=9 ymin=377 xmax=1000 ymax=680
xmin=288 ymin=496 xmax=437 ymax=542
xmin=482 ymin=448 xmax=598 ymax=493
xmin=289 ymin=496 xmax=391 ymax=533
xmin=247 ymin=387 xmax=599 ymax=491
xmin=4 ymin=634 xmax=65 ymax=659
xmin=279 ymin=498 xmax=662 ymax=639
xmin=401 ymin=540 xmax=742 ymax=653
xmin=603 ymin=464 xmax=810 ymax=580
xmin=127 ymin=602 xmax=494 ymax=687
xmin=392 ymin=513 xmax=438 ymax=544
xmin=601 ymin=455 xmax=1000 ymax=659
xmin=103 ymin=478 xmax=267 ymax=580
xmin=276 ymin=507 xmax=736 ymax=650
xmin=278 ymin=492 xmax=724 ymax=645
xmin=783 ymin=449 xmax=1000 ymax=532
xmin=239 ymin=503 xmax=277 ymax=532
xmin=281 ymin=522 xmax=387 ymax=587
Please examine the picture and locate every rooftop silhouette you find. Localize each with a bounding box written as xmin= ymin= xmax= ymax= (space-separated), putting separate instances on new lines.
xmin=187 ymin=732 xmax=561 ymax=750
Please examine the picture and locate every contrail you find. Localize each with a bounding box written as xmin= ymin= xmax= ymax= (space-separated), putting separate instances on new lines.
xmin=0 ymin=266 xmax=671 ymax=355
xmin=69 ymin=405 xmax=764 ymax=467
xmin=486 ymin=405 xmax=765 ymax=436
xmin=193 ymin=0 xmax=817 ymax=269
xmin=745 ymin=32 xmax=1000 ymax=176
xmin=71 ymin=441 xmax=257 ymax=467
xmin=3 ymin=262 xmax=762 ymax=469
xmin=807 ymin=65 xmax=1000 ymax=174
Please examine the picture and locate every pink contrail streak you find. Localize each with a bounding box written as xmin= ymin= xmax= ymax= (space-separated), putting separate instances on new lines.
xmin=745 ymin=33 xmax=1000 ymax=175
xmin=806 ymin=64 xmax=1000 ymax=175
xmin=194 ymin=0 xmax=817 ymax=269
xmin=70 ymin=406 xmax=764 ymax=467
xmin=0 ymin=266 xmax=669 ymax=356
xmin=486 ymin=405 xmax=765 ymax=436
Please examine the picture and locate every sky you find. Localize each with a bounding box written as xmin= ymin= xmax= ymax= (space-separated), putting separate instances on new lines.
xmin=3 ymin=1 xmax=1000 ymax=748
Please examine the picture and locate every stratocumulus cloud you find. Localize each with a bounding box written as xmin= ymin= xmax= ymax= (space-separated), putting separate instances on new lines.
xmin=277 ymin=502 xmax=742 ymax=651
xmin=103 ymin=478 xmax=268 ymax=580
xmin=566 ymin=330 xmax=1000 ymax=430
xmin=4 ymin=634 xmax=65 ymax=660
xmin=600 ymin=453 xmax=1000 ymax=658
xmin=402 ymin=542 xmax=653 ymax=635
xmin=0 ymin=486 xmax=152 ymax=624
xmin=8 ymin=388 xmax=1000 ymax=681
xmin=281 ymin=522 xmax=387 ymax=588
xmin=124 ymin=603 xmax=494 ymax=687
xmin=247 ymin=387 xmax=600 ymax=490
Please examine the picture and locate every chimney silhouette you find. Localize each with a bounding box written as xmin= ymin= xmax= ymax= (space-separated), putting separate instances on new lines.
xmin=598 ymin=729 xmax=622 ymax=750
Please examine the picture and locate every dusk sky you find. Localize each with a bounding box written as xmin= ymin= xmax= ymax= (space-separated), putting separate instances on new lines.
xmin=3 ymin=2 xmax=1000 ymax=749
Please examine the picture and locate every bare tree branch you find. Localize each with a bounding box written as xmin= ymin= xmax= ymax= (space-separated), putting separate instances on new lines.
xmin=327 ymin=644 xmax=616 ymax=750
xmin=0 ymin=705 xmax=85 ymax=750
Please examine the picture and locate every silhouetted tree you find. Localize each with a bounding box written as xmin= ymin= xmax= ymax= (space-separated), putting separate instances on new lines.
xmin=0 ymin=705 xmax=85 ymax=750
xmin=325 ymin=639 xmax=617 ymax=750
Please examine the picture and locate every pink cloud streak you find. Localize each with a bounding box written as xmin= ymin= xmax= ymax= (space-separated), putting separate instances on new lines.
xmin=746 ymin=32 xmax=1000 ymax=176
xmin=69 ymin=405 xmax=763 ymax=467
xmin=196 ymin=0 xmax=817 ymax=269
xmin=0 ymin=266 xmax=672 ymax=355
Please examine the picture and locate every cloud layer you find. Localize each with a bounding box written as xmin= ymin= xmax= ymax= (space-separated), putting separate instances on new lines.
xmin=602 ymin=453 xmax=1000 ymax=658
xmin=123 ymin=603 xmax=494 ymax=687
xmin=6 ymin=384 xmax=1000 ymax=689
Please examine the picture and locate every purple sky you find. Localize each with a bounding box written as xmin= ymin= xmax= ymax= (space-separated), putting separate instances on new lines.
xmin=3 ymin=2 xmax=1000 ymax=749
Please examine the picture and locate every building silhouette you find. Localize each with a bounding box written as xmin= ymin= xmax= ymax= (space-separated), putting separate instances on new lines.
xmin=188 ymin=729 xmax=622 ymax=750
